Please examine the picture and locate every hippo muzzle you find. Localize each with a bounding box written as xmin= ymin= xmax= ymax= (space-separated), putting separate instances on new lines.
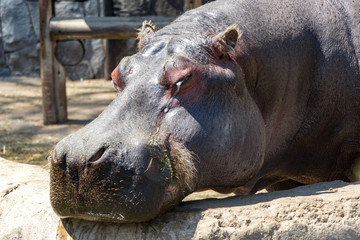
xmin=48 ymin=87 xmax=198 ymax=223
xmin=50 ymin=133 xmax=187 ymax=222
xmin=51 ymin=142 xmax=153 ymax=222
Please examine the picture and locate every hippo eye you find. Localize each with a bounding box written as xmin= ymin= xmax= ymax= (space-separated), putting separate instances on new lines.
xmin=173 ymin=73 xmax=192 ymax=94
xmin=179 ymin=73 xmax=192 ymax=85
xmin=164 ymin=73 xmax=192 ymax=113
xmin=170 ymin=73 xmax=192 ymax=91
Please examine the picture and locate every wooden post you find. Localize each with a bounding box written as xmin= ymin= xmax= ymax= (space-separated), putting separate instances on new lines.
xmin=39 ymin=0 xmax=67 ymax=124
xmin=193 ymin=0 xmax=203 ymax=8
xmin=184 ymin=0 xmax=203 ymax=10
xmin=104 ymin=0 xmax=113 ymax=80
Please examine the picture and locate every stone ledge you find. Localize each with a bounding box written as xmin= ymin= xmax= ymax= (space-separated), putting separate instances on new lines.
xmin=1 ymin=157 xmax=359 ymax=240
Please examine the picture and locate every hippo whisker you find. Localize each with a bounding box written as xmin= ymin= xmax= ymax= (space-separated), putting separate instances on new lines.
xmin=143 ymin=158 xmax=154 ymax=174
xmin=149 ymin=134 xmax=197 ymax=193
xmin=168 ymin=140 xmax=197 ymax=192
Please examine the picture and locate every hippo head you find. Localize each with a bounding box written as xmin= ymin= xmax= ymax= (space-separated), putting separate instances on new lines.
xmin=50 ymin=21 xmax=265 ymax=223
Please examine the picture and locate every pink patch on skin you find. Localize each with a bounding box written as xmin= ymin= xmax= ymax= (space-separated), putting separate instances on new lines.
xmin=111 ymin=66 xmax=124 ymax=92
xmin=163 ymin=66 xmax=193 ymax=86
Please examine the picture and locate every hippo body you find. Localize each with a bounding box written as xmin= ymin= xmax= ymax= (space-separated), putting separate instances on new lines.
xmin=51 ymin=0 xmax=360 ymax=222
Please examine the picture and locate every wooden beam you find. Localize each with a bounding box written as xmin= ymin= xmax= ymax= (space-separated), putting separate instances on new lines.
xmin=49 ymin=16 xmax=175 ymax=41
xmin=184 ymin=0 xmax=203 ymax=10
xmin=39 ymin=0 xmax=67 ymax=124
xmin=103 ymin=0 xmax=114 ymax=80
xmin=192 ymin=0 xmax=203 ymax=8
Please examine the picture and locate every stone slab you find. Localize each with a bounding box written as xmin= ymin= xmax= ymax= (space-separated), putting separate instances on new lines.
xmin=1 ymin=157 xmax=359 ymax=239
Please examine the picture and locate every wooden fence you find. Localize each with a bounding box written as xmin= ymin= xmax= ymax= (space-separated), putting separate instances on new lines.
xmin=39 ymin=0 xmax=202 ymax=124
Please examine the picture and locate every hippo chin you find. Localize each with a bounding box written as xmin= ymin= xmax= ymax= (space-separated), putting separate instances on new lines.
xmin=50 ymin=0 xmax=360 ymax=223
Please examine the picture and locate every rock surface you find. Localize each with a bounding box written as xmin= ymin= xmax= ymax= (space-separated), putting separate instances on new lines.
xmin=0 ymin=0 xmax=37 ymax=53
xmin=1 ymin=157 xmax=359 ymax=240
xmin=0 ymin=14 xmax=10 ymax=77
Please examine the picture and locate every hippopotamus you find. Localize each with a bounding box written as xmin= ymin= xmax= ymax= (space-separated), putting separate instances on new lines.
xmin=50 ymin=0 xmax=360 ymax=223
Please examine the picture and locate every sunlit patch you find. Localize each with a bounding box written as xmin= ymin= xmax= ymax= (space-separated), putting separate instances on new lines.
xmin=79 ymin=212 xmax=125 ymax=222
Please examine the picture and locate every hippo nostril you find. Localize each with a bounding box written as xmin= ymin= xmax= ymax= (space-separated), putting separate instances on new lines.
xmin=88 ymin=147 xmax=106 ymax=163
xmin=51 ymin=152 xmax=67 ymax=171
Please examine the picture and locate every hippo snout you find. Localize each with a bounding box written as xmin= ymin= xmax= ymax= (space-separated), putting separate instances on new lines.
xmin=51 ymin=146 xmax=107 ymax=188
xmin=50 ymin=137 xmax=174 ymax=223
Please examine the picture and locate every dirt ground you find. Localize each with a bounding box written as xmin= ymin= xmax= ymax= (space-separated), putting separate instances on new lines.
xmin=0 ymin=77 xmax=116 ymax=165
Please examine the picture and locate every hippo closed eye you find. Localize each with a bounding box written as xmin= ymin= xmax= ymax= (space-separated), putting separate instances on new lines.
xmin=50 ymin=0 xmax=360 ymax=223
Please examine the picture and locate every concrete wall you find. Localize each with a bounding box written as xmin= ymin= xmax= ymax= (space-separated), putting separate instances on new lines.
xmin=0 ymin=0 xmax=40 ymax=77
xmin=0 ymin=0 xmax=105 ymax=79
xmin=0 ymin=0 xmax=211 ymax=80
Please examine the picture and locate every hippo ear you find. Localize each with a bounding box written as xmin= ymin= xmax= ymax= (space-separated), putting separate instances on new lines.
xmin=137 ymin=20 xmax=156 ymax=50
xmin=214 ymin=24 xmax=242 ymax=57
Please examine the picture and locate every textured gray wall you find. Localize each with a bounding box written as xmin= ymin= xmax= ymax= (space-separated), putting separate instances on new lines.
xmin=0 ymin=0 xmax=105 ymax=79
xmin=0 ymin=0 xmax=210 ymax=79
xmin=0 ymin=0 xmax=40 ymax=77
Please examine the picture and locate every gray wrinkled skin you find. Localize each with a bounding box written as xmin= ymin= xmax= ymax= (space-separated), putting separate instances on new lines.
xmin=51 ymin=0 xmax=360 ymax=223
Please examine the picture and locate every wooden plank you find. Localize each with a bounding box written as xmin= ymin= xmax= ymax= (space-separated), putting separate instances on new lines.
xmin=103 ymin=0 xmax=114 ymax=80
xmin=50 ymin=16 xmax=175 ymax=40
xmin=40 ymin=0 xmax=57 ymax=124
xmin=53 ymin=58 xmax=67 ymax=123
xmin=39 ymin=0 xmax=67 ymax=124
xmin=184 ymin=0 xmax=203 ymax=10
xmin=192 ymin=0 xmax=203 ymax=8
xmin=104 ymin=39 xmax=115 ymax=80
